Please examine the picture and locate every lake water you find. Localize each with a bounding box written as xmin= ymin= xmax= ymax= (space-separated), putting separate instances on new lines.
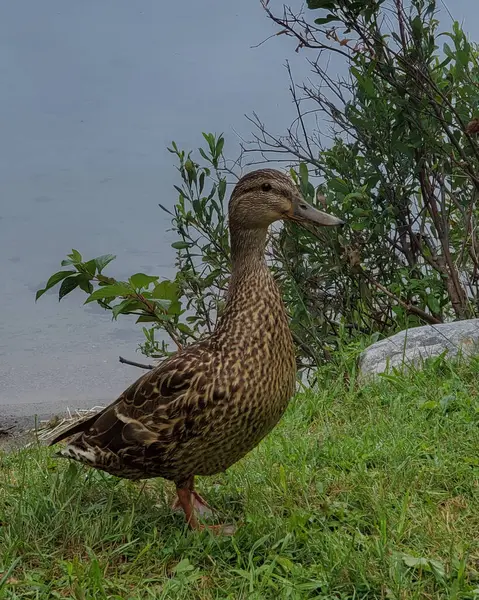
xmin=1 ymin=0 xmax=477 ymax=425
xmin=0 ymin=0 xmax=306 ymax=425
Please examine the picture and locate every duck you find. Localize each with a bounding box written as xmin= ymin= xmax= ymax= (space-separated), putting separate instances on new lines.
xmin=49 ymin=168 xmax=344 ymax=533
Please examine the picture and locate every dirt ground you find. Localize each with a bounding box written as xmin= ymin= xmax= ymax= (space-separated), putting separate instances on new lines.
xmin=0 ymin=414 xmax=54 ymax=452
xmin=0 ymin=423 xmax=35 ymax=452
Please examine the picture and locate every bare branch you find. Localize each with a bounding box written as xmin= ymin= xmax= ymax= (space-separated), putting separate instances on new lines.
xmin=119 ymin=356 xmax=156 ymax=370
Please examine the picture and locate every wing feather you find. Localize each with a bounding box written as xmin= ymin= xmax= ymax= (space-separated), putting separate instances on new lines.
xmin=50 ymin=344 xmax=218 ymax=454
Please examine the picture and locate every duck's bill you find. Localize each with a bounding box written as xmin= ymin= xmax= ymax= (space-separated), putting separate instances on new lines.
xmin=291 ymin=199 xmax=345 ymax=227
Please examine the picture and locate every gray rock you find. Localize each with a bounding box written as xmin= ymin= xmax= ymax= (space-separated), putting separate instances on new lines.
xmin=359 ymin=319 xmax=479 ymax=379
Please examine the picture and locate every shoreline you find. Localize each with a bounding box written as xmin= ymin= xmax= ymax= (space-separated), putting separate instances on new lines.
xmin=0 ymin=409 xmax=88 ymax=452
xmin=0 ymin=415 xmax=39 ymax=452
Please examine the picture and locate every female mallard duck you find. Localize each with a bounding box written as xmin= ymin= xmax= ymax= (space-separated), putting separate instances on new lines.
xmin=49 ymin=169 xmax=344 ymax=533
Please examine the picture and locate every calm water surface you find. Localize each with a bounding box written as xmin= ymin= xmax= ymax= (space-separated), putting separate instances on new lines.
xmin=0 ymin=0 xmax=296 ymax=422
xmin=1 ymin=0 xmax=477 ymax=423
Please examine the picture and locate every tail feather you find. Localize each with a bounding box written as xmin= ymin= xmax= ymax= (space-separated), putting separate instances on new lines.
xmin=58 ymin=442 xmax=98 ymax=465
xmin=48 ymin=410 xmax=104 ymax=446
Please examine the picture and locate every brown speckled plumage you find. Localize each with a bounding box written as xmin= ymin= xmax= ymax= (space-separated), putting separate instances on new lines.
xmin=50 ymin=168 xmax=344 ymax=532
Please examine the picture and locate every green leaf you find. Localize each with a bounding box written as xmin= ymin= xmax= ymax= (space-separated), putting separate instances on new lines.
xmin=129 ymin=273 xmax=159 ymax=290
xmin=135 ymin=315 xmax=162 ymax=323
xmin=35 ymin=270 xmax=76 ymax=301
xmin=350 ymin=67 xmax=375 ymax=97
xmin=393 ymin=141 xmax=414 ymax=157
xmin=174 ymin=558 xmax=195 ymax=574
xmin=77 ymin=275 xmax=94 ymax=294
xmin=177 ymin=322 xmax=193 ymax=335
xmin=351 ymin=222 xmax=367 ymax=231
xmin=150 ymin=299 xmax=171 ymax=313
xmin=111 ymin=299 xmax=137 ymax=319
xmin=173 ymin=185 xmax=185 ymax=199
xmin=440 ymin=394 xmax=455 ymax=411
xmin=59 ymin=275 xmax=81 ymax=301
xmin=215 ymin=136 xmax=225 ymax=158
xmin=351 ymin=207 xmax=370 ymax=217
xmin=359 ymin=75 xmax=375 ymax=97
xmin=171 ymin=241 xmax=191 ymax=250
xmin=80 ymin=259 xmax=97 ymax=277
xmin=199 ymin=171 xmax=205 ymax=194
xmin=345 ymin=192 xmax=367 ymax=202
xmin=94 ymin=254 xmax=116 ymax=274
xmin=167 ymin=300 xmax=182 ymax=315
xmin=84 ymin=284 xmax=132 ymax=304
xmin=152 ymin=280 xmax=179 ymax=301
xmin=184 ymin=158 xmax=197 ymax=184
xmin=202 ymin=132 xmax=216 ymax=156
xmin=443 ymin=42 xmax=453 ymax=57
xmin=456 ymin=49 xmax=469 ymax=67
xmin=307 ymin=0 xmax=337 ymax=9
xmin=97 ymin=274 xmax=116 ymax=285
xmin=61 ymin=249 xmax=83 ymax=266
xmin=314 ymin=14 xmax=338 ymax=24
xmin=198 ymin=147 xmax=210 ymax=163
xmin=218 ymin=178 xmax=227 ymax=203
xmin=328 ymin=178 xmax=350 ymax=194
xmin=427 ymin=295 xmax=440 ymax=314
xmin=402 ymin=554 xmax=428 ymax=568
xmin=299 ymin=163 xmax=309 ymax=188
xmin=158 ymin=202 xmax=174 ymax=216
xmin=400 ymin=553 xmax=445 ymax=578
xmin=411 ymin=16 xmax=423 ymax=40
xmin=421 ymin=400 xmax=439 ymax=410
xmin=203 ymin=268 xmax=222 ymax=287
xmin=425 ymin=1 xmax=437 ymax=17
xmin=69 ymin=249 xmax=82 ymax=263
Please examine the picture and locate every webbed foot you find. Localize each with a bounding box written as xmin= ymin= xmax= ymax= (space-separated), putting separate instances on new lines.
xmin=174 ymin=479 xmax=236 ymax=535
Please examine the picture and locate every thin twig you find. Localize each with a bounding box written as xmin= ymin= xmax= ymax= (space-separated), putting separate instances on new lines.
xmin=119 ymin=356 xmax=155 ymax=370
xmin=361 ymin=271 xmax=442 ymax=325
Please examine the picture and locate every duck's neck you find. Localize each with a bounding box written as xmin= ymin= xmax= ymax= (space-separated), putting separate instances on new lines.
xmin=215 ymin=224 xmax=288 ymax=341
xmin=213 ymin=219 xmax=295 ymax=379
xmin=229 ymin=227 xmax=268 ymax=284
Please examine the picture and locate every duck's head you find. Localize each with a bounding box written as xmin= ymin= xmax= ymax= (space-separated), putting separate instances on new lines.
xmin=229 ymin=168 xmax=344 ymax=231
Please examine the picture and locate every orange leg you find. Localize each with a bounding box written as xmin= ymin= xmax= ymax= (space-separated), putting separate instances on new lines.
xmin=172 ymin=485 xmax=214 ymax=517
xmin=174 ymin=477 xmax=236 ymax=535
xmin=176 ymin=487 xmax=201 ymax=530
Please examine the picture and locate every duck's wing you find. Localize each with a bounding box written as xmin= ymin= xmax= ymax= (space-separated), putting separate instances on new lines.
xmin=48 ymin=347 xmax=217 ymax=450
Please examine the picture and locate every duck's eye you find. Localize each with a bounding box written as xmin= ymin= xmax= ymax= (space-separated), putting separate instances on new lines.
xmin=261 ymin=183 xmax=272 ymax=192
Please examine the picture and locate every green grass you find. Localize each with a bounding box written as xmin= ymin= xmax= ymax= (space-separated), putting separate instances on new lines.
xmin=2 ymin=357 xmax=479 ymax=599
